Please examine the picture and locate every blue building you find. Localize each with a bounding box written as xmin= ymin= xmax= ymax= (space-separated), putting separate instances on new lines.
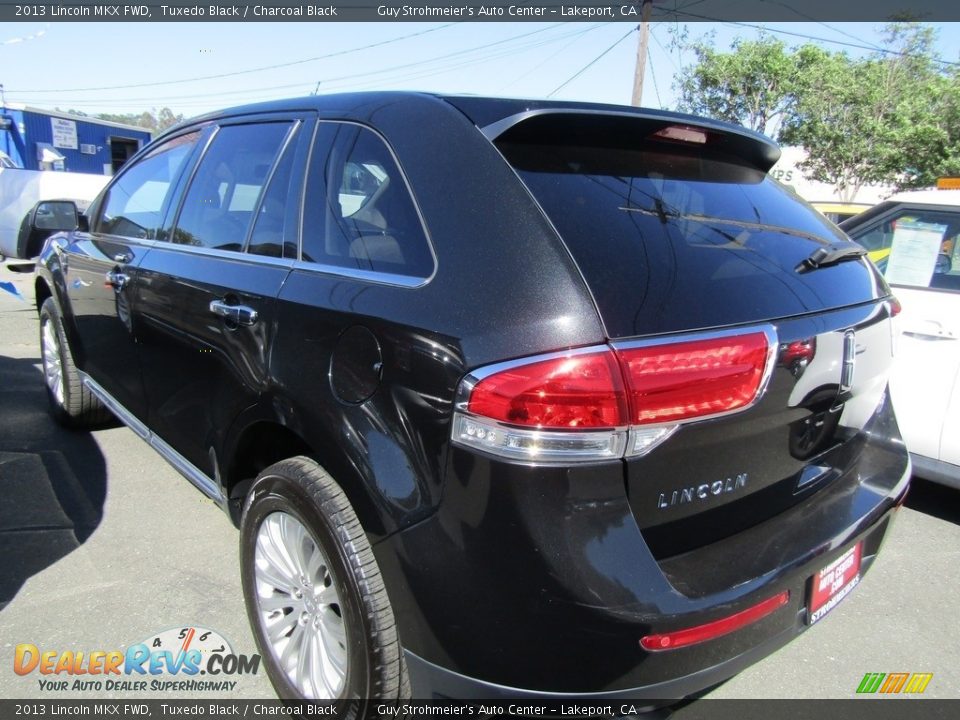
xmin=0 ymin=105 xmax=152 ymax=175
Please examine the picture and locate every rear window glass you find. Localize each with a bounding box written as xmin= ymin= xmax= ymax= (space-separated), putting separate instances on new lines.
xmin=502 ymin=142 xmax=884 ymax=338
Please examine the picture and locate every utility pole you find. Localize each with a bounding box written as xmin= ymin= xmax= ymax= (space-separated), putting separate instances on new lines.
xmin=630 ymin=0 xmax=654 ymax=107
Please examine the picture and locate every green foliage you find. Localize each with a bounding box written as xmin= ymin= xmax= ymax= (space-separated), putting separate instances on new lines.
xmin=675 ymin=22 xmax=960 ymax=199
xmin=95 ymin=107 xmax=184 ymax=132
xmin=676 ymin=33 xmax=798 ymax=136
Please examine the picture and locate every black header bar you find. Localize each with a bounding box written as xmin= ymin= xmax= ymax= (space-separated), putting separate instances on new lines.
xmin=2 ymin=0 xmax=959 ymax=23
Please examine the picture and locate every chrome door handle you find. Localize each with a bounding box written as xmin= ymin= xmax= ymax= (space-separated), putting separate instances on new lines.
xmin=209 ymin=299 xmax=259 ymax=326
xmin=105 ymin=270 xmax=129 ymax=290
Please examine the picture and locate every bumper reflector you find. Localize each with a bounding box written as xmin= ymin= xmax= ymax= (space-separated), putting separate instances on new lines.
xmin=640 ymin=590 xmax=790 ymax=651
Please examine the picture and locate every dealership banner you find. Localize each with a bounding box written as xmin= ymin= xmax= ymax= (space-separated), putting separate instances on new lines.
xmin=2 ymin=0 xmax=960 ymax=22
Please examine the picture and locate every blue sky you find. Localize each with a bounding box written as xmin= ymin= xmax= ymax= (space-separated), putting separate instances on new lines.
xmin=1 ymin=21 xmax=957 ymax=119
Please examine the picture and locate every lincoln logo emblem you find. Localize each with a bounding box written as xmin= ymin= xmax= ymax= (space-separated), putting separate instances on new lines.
xmin=657 ymin=473 xmax=748 ymax=509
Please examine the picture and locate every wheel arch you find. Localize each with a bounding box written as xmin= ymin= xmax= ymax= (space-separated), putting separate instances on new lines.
xmin=34 ymin=275 xmax=53 ymax=314
xmin=223 ymin=419 xmax=385 ymax=539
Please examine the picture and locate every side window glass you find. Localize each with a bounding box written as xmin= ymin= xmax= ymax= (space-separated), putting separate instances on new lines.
xmin=95 ymin=131 xmax=200 ymax=239
xmin=172 ymin=123 xmax=291 ymax=251
xmin=247 ymin=132 xmax=298 ymax=259
xmin=850 ymin=209 xmax=960 ymax=291
xmin=303 ymin=124 xmax=433 ymax=279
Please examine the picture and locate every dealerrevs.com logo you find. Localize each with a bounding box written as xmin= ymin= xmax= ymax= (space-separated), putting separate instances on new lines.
xmin=13 ymin=626 xmax=261 ymax=692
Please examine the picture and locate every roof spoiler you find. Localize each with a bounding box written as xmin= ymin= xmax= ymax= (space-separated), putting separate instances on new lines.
xmin=481 ymin=109 xmax=781 ymax=173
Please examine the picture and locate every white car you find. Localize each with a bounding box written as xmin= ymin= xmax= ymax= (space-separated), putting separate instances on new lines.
xmin=841 ymin=188 xmax=960 ymax=489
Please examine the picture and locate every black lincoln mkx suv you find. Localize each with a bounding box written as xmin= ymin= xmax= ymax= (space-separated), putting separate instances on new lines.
xmin=31 ymin=92 xmax=909 ymax=709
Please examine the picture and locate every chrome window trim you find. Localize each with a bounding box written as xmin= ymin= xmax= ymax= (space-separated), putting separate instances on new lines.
xmin=289 ymin=259 xmax=425 ymax=288
xmin=143 ymin=241 xmax=297 ymax=269
xmin=296 ymin=119 xmax=438 ymax=289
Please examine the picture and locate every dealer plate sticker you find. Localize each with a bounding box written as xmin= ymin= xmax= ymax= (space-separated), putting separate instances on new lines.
xmin=808 ymin=542 xmax=862 ymax=624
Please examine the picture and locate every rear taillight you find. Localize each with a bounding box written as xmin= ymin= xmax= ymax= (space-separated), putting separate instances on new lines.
xmin=615 ymin=332 xmax=772 ymax=425
xmin=466 ymin=351 xmax=627 ymax=429
xmin=452 ymin=326 xmax=775 ymax=463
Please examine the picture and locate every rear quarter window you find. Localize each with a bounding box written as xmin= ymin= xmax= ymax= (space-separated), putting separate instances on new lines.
xmin=302 ymin=123 xmax=434 ymax=282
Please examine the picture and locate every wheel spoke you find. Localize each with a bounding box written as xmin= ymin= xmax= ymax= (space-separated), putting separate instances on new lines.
xmin=253 ymin=511 xmax=348 ymax=700
xmin=265 ymin=517 xmax=300 ymax=580
xmin=316 ymin=585 xmax=338 ymax=605
xmin=294 ymin=624 xmax=312 ymax=692
xmin=255 ymin=546 xmax=296 ymax=591
xmin=266 ymin=613 xmax=297 ymax=644
xmin=257 ymin=526 xmax=297 ymax=587
xmin=41 ymin=319 xmax=65 ymax=405
xmin=280 ymin=514 xmax=310 ymax=578
xmin=280 ymin=621 xmax=306 ymax=669
xmin=258 ymin=592 xmax=295 ymax=612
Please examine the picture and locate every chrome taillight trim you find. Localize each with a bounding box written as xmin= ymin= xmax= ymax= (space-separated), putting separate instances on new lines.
xmin=451 ymin=324 xmax=779 ymax=464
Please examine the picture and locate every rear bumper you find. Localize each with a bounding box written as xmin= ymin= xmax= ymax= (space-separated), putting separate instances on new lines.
xmin=402 ymin=499 xmax=905 ymax=699
xmin=404 ymin=616 xmax=796 ymax=701
xmin=374 ymin=397 xmax=910 ymax=698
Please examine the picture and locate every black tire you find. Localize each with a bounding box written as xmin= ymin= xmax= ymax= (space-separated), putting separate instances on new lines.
xmin=240 ymin=456 xmax=408 ymax=712
xmin=38 ymin=297 xmax=112 ymax=428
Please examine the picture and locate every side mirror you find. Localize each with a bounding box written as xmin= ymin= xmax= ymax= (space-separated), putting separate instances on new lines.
xmin=16 ymin=200 xmax=81 ymax=260
xmin=33 ymin=200 xmax=79 ymax=231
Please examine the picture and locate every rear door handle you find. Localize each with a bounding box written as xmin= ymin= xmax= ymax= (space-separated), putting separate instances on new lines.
xmin=209 ymin=299 xmax=259 ymax=326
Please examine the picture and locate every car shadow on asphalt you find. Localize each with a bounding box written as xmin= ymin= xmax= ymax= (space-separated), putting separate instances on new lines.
xmin=0 ymin=354 xmax=107 ymax=611
xmin=904 ymin=477 xmax=960 ymax=525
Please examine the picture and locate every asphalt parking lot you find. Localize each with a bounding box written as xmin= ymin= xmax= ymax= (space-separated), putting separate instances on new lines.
xmin=0 ymin=261 xmax=958 ymax=702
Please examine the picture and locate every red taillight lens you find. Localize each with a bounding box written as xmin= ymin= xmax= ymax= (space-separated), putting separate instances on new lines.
xmin=616 ymin=332 xmax=771 ymax=425
xmin=640 ymin=591 xmax=790 ymax=652
xmin=454 ymin=328 xmax=774 ymax=462
xmin=890 ymin=296 xmax=902 ymax=317
xmin=468 ymin=351 xmax=628 ymax=429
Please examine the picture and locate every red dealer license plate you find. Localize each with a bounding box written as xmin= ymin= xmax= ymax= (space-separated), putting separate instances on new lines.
xmin=808 ymin=542 xmax=862 ymax=625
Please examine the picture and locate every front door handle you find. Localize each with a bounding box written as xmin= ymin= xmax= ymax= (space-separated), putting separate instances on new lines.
xmin=209 ymin=299 xmax=259 ymax=326
xmin=105 ymin=270 xmax=129 ymax=290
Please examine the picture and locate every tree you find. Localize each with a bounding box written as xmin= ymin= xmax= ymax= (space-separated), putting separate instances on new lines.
xmin=674 ymin=22 xmax=960 ymax=199
xmin=780 ymin=23 xmax=951 ymax=198
xmin=95 ymin=107 xmax=184 ymax=132
xmin=674 ymin=33 xmax=799 ymax=137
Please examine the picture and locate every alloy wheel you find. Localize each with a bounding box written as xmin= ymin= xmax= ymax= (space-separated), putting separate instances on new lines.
xmin=253 ymin=511 xmax=348 ymax=699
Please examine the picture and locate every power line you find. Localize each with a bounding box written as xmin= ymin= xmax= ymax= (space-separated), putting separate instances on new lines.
xmin=14 ymin=24 xmax=584 ymax=111
xmin=5 ymin=23 xmax=459 ymax=94
xmin=548 ymin=26 xmax=636 ymax=98
xmin=648 ymin=48 xmax=663 ymax=109
xmin=671 ymin=11 xmax=960 ymax=68
xmin=496 ymin=23 xmax=605 ymax=94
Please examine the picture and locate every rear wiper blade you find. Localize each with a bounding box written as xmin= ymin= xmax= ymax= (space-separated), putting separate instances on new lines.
xmin=795 ymin=243 xmax=867 ymax=272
